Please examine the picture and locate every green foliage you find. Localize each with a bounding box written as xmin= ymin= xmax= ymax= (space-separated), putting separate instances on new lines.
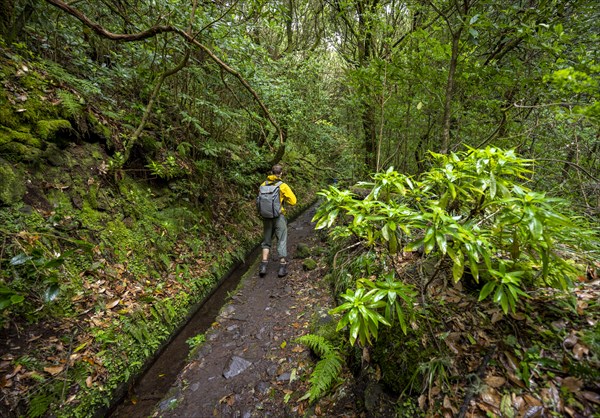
xmin=329 ymin=284 xmax=389 ymax=347
xmin=186 ymin=333 xmax=206 ymax=350
xmin=36 ymin=119 xmax=71 ymax=141
xmin=0 ymin=160 xmax=25 ymax=204
xmin=329 ymin=273 xmax=416 ymax=347
xmin=407 ymin=356 xmax=452 ymax=394
xmin=315 ymin=147 xmax=597 ymax=314
xmin=296 ymin=334 xmax=344 ymax=403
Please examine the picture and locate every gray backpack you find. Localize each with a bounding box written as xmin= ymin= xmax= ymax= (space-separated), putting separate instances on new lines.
xmin=256 ymin=181 xmax=283 ymax=218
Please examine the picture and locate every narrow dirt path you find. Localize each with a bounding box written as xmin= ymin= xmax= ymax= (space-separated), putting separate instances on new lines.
xmin=151 ymin=205 xmax=357 ymax=417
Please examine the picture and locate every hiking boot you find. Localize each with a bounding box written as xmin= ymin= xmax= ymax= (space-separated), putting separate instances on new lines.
xmin=278 ymin=262 xmax=288 ymax=277
xmin=259 ymin=261 xmax=268 ymax=277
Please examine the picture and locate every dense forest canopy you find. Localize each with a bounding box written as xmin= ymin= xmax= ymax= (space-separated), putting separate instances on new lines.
xmin=0 ymin=0 xmax=599 ymax=417
xmin=1 ymin=0 xmax=597 ymax=195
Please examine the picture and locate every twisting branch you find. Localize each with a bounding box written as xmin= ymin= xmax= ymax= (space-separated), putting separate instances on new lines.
xmin=535 ymin=158 xmax=599 ymax=182
xmin=44 ymin=0 xmax=285 ymax=155
xmin=45 ymin=0 xmax=175 ymax=41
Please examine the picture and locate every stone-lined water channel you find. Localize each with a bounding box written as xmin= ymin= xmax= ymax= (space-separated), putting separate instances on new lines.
xmin=106 ymin=247 xmax=260 ymax=418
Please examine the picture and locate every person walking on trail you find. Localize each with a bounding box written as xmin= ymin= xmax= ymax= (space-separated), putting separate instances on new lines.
xmin=258 ymin=164 xmax=297 ymax=277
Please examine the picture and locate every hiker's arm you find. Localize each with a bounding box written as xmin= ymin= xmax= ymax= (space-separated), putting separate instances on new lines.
xmin=281 ymin=184 xmax=297 ymax=206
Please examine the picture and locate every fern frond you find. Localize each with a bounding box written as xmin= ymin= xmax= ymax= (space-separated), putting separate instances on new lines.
xmin=306 ymin=353 xmax=343 ymax=403
xmin=296 ymin=334 xmax=344 ymax=403
xmin=57 ymin=89 xmax=83 ymax=117
xmin=28 ymin=391 xmax=52 ymax=418
xmin=296 ymin=334 xmax=336 ymax=358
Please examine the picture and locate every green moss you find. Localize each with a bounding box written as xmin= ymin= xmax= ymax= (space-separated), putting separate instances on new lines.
xmin=0 ymin=160 xmax=25 ymax=205
xmin=0 ymin=140 xmax=41 ymax=161
xmin=46 ymin=189 xmax=73 ymax=211
xmin=302 ymin=258 xmax=318 ymax=271
xmin=87 ymin=184 xmax=99 ymax=209
xmin=87 ymin=112 xmax=111 ymax=140
xmin=20 ymin=71 xmax=46 ymax=91
xmin=372 ymin=324 xmax=438 ymax=394
xmin=0 ymin=92 xmax=19 ymax=129
xmin=36 ymin=119 xmax=71 ymax=141
xmin=79 ymin=201 xmax=105 ymax=225
xmin=0 ymin=125 xmax=40 ymax=147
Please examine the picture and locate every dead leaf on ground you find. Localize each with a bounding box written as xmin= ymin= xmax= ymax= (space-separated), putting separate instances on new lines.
xmin=561 ymin=376 xmax=583 ymax=393
xmin=484 ymin=375 xmax=506 ymax=388
xmin=563 ymin=332 xmax=578 ymax=348
xmin=580 ymin=391 xmax=600 ymax=404
xmin=43 ymin=365 xmax=64 ymax=375
xmin=572 ymin=343 xmax=589 ymax=360
xmin=106 ymin=299 xmax=120 ymax=309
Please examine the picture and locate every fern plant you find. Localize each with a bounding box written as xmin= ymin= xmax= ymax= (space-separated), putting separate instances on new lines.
xmin=57 ymin=89 xmax=83 ymax=117
xmin=296 ymin=334 xmax=344 ymax=403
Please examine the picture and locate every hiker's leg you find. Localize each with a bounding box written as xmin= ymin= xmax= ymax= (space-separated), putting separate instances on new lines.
xmin=274 ymin=215 xmax=288 ymax=260
xmin=259 ymin=220 xmax=273 ymax=276
xmin=261 ymin=219 xmax=274 ymax=258
xmin=275 ymin=216 xmax=289 ymax=277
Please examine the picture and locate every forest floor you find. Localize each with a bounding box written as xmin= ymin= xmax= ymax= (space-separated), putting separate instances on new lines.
xmin=140 ymin=203 xmax=600 ymax=418
xmin=149 ymin=205 xmax=362 ymax=417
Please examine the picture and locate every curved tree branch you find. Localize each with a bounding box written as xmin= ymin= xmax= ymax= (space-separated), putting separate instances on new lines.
xmin=45 ymin=0 xmax=285 ymax=154
xmin=535 ymin=159 xmax=599 ymax=182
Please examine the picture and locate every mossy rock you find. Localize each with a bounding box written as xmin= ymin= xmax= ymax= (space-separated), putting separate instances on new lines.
xmin=0 ymin=125 xmax=41 ymax=148
xmin=0 ymin=92 xmax=19 ymax=129
xmin=36 ymin=119 xmax=72 ymax=142
xmin=87 ymin=111 xmax=111 ymax=140
xmin=0 ymin=159 xmax=25 ymax=205
xmin=0 ymin=125 xmax=43 ymax=162
xmin=296 ymin=242 xmax=311 ymax=259
xmin=302 ymin=258 xmax=318 ymax=271
xmin=371 ymin=325 xmax=439 ymax=394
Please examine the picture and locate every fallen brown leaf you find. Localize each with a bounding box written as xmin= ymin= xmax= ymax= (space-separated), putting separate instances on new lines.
xmin=561 ymin=376 xmax=583 ymax=393
xmin=484 ymin=375 xmax=506 ymax=388
xmin=580 ymin=391 xmax=600 ymax=404
xmin=44 ymin=365 xmax=64 ymax=376
xmin=106 ymin=299 xmax=120 ymax=309
xmin=572 ymin=343 xmax=589 ymax=360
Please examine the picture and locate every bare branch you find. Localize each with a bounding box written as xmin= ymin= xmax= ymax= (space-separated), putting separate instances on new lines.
xmin=536 ymin=159 xmax=599 ymax=182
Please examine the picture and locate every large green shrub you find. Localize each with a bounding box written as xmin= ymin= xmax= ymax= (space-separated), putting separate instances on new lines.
xmin=315 ymin=147 xmax=597 ymax=344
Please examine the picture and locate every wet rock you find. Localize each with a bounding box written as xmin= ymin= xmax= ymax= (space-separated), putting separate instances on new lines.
xmin=364 ymin=381 xmax=396 ymax=417
xmin=256 ymin=381 xmax=271 ymax=394
xmin=302 ymin=258 xmax=318 ymax=271
xmin=277 ymin=372 xmax=291 ymax=381
xmin=266 ymin=364 xmax=278 ymax=377
xmin=223 ymin=355 xmax=252 ymax=379
xmin=220 ymin=305 xmax=236 ymax=319
xmin=158 ymin=397 xmax=178 ymax=412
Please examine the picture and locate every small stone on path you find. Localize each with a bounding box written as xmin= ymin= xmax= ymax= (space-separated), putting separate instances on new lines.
xmin=223 ymin=356 xmax=252 ymax=379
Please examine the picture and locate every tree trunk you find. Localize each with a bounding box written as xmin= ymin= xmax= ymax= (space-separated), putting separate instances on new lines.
xmin=363 ymin=102 xmax=377 ymax=170
xmin=0 ymin=0 xmax=13 ymax=37
xmin=440 ymin=29 xmax=461 ymax=154
xmin=2 ymin=0 xmax=35 ymax=45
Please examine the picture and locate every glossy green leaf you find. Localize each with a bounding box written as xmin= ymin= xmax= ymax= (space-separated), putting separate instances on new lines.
xmin=452 ymin=261 xmax=464 ymax=282
xmin=479 ymin=281 xmax=496 ymax=301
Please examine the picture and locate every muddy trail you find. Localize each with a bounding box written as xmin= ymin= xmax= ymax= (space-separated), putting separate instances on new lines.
xmin=111 ymin=205 xmax=359 ymax=418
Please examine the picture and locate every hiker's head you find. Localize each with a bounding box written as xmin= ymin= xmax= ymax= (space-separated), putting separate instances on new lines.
xmin=272 ymin=165 xmax=283 ymax=176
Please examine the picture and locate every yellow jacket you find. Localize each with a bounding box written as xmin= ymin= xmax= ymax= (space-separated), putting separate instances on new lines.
xmin=262 ymin=174 xmax=297 ymax=214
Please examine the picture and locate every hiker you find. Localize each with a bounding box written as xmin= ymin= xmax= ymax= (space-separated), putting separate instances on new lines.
xmin=258 ymin=164 xmax=297 ymax=277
